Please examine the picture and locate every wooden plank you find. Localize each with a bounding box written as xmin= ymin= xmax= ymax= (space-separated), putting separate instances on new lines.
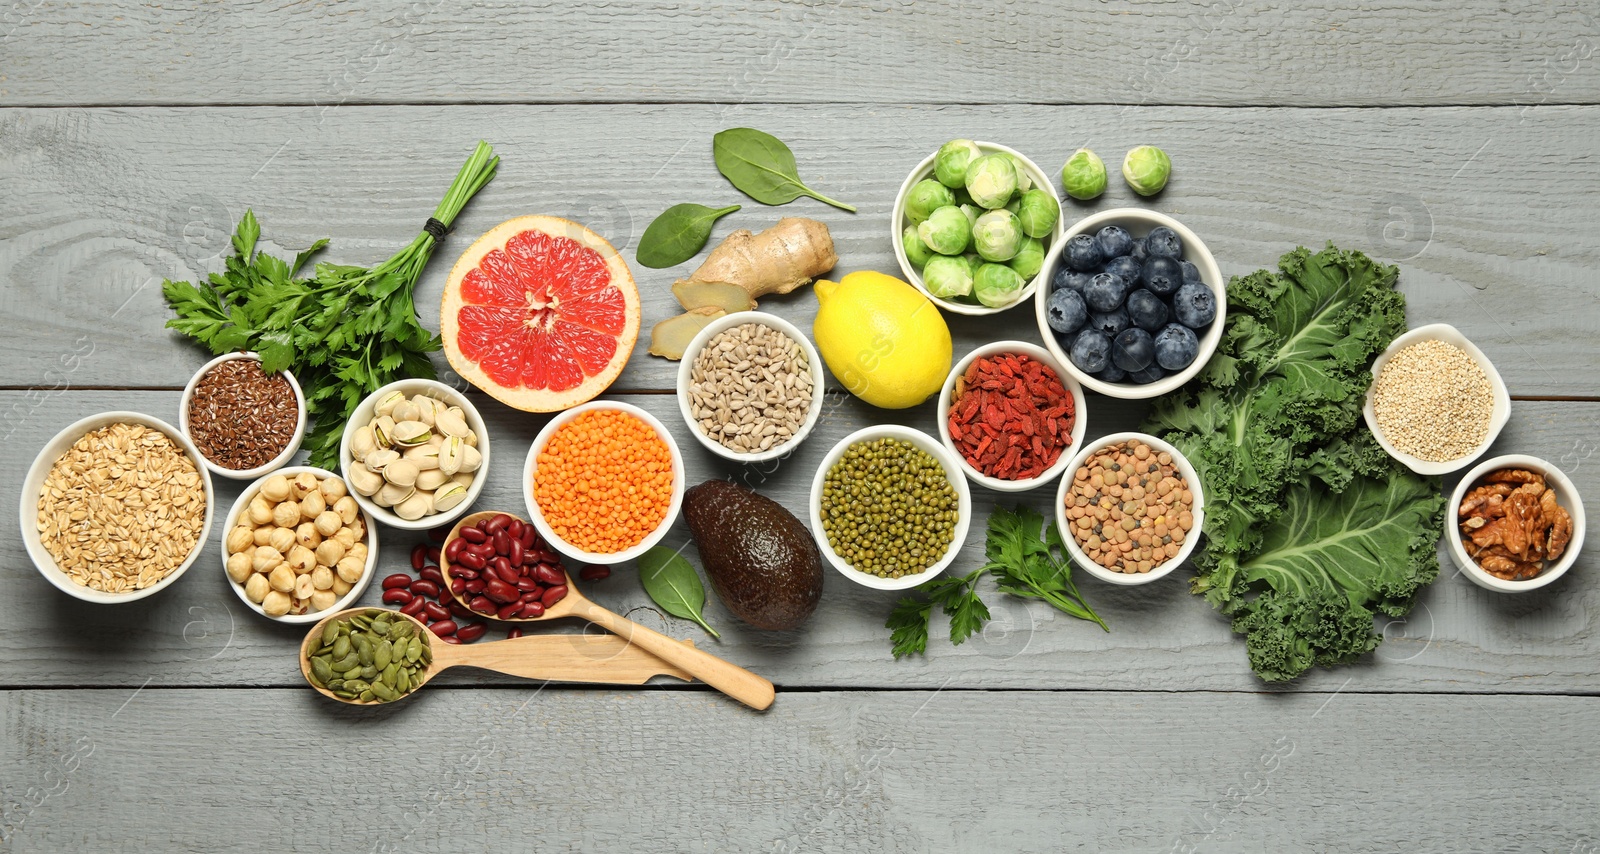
xmin=2 ymin=104 xmax=1597 ymax=396
xmin=4 ymin=390 xmax=1596 ymax=693
xmin=1 ymin=687 xmax=1597 ymax=851
xmin=4 ymin=1 xmax=1599 ymax=108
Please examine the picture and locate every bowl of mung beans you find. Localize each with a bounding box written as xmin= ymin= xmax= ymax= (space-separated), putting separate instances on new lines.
xmin=808 ymin=425 xmax=972 ymax=591
xmin=1055 ymin=431 xmax=1204 ymax=586
xmin=1363 ymin=323 xmax=1511 ymax=476
xmin=676 ymin=311 xmax=827 ymax=463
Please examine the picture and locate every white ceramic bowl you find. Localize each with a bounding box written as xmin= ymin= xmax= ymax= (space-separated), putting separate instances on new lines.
xmin=1362 ymin=323 xmax=1512 ymax=476
xmin=675 ymin=310 xmax=827 ymax=464
xmin=340 ymin=379 xmax=491 ymax=531
xmin=1034 ymin=209 xmax=1226 ymax=400
xmin=523 ymin=400 xmax=686 ymax=564
xmin=936 ymin=340 xmax=1089 ymax=492
xmin=220 ymin=465 xmax=379 ymax=623
xmin=20 ymin=412 xmax=215 ymax=603
xmin=1054 ymin=431 xmax=1205 ymax=586
xmin=808 ymin=425 xmax=974 ymax=590
xmin=1446 ymin=454 xmax=1585 ymax=593
xmin=892 ymin=141 xmax=1064 ymax=316
xmin=179 ymin=351 xmax=307 ymax=481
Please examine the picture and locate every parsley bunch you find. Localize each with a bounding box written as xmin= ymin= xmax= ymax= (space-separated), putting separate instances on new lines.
xmin=163 ymin=142 xmax=499 ymax=469
xmin=887 ymin=505 xmax=1107 ymax=658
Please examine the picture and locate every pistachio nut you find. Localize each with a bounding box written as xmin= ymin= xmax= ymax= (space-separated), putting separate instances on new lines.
xmin=372 ymin=415 xmax=397 ymax=449
xmin=349 ymin=425 xmax=377 ymax=462
xmin=373 ymin=390 xmax=407 ymax=418
xmin=394 ymin=490 xmax=433 ymax=521
xmin=412 ymin=395 xmax=439 ymax=427
xmin=375 ymin=481 xmax=415 ymax=508
xmin=450 ymin=471 xmax=475 ymax=487
xmin=438 ymin=434 xmax=465 ymax=476
xmin=434 ymin=409 xmax=472 ymax=439
xmin=458 ymin=443 xmax=482 ymax=474
xmin=431 ymin=481 xmax=469 ymax=513
xmin=347 ymin=463 xmax=383 ymax=496
xmin=382 ymin=459 xmax=420 ymax=489
xmin=416 ymin=469 xmax=450 ymax=492
xmin=392 ymin=421 xmax=432 ymax=447
xmin=363 ymin=449 xmax=400 ymax=472
xmin=391 ymin=399 xmax=420 ymax=423
xmin=404 ymin=443 xmax=441 ymax=471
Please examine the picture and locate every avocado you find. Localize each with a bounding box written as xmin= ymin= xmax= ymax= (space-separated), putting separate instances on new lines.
xmin=682 ymin=479 xmax=823 ymax=631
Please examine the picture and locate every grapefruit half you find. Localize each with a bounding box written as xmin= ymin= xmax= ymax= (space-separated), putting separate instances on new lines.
xmin=441 ymin=216 xmax=641 ymax=412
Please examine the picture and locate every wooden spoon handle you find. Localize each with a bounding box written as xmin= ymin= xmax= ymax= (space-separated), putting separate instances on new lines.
xmin=569 ymin=599 xmax=775 ymax=710
xmin=443 ymin=633 xmax=695 ymax=685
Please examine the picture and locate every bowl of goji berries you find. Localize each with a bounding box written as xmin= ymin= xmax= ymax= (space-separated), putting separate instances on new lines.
xmin=937 ymin=341 xmax=1088 ymax=492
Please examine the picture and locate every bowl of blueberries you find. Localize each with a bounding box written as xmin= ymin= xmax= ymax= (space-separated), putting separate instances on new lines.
xmin=1034 ymin=209 xmax=1224 ymax=399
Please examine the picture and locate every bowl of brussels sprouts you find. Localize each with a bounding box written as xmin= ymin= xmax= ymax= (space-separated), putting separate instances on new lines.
xmin=893 ymin=140 xmax=1064 ymax=317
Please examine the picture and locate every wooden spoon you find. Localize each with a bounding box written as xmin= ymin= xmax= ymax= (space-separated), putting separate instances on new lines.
xmin=442 ymin=511 xmax=775 ymax=711
xmin=299 ymin=607 xmax=694 ymax=706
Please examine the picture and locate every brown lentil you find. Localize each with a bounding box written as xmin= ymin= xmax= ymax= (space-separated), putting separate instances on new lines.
xmin=1064 ymin=439 xmax=1193 ymax=574
xmin=819 ymin=437 xmax=959 ymax=579
xmin=1370 ymin=339 xmax=1493 ymax=463
xmin=688 ymin=322 xmax=814 ymax=455
xmin=188 ymin=358 xmax=298 ymax=470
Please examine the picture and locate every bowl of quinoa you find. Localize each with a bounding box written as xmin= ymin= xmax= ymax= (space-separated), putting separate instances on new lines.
xmin=1363 ymin=324 xmax=1511 ymax=476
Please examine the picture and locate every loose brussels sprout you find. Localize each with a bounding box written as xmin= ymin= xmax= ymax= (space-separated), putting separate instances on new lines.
xmin=964 ymin=153 xmax=1018 ymax=209
xmin=1015 ymin=188 xmax=1060 ymax=238
xmin=902 ymin=225 xmax=934 ymax=269
xmin=1121 ymin=145 xmax=1171 ymax=196
xmin=971 ymin=209 xmax=1024 ymax=262
xmin=916 ymin=205 xmax=971 ymax=255
xmin=904 ymin=178 xmax=955 ymax=225
xmin=933 ymin=139 xmax=983 ymax=189
xmin=1007 ymin=236 xmax=1045 ymax=280
xmin=1060 ymin=148 xmax=1107 ymax=201
xmin=972 ymin=263 xmax=1026 ymax=308
xmin=922 ymin=254 xmax=975 ymax=299
xmin=1003 ymin=153 xmax=1033 ymax=194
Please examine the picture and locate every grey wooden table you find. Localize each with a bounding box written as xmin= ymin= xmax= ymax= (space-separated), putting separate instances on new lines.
xmin=4 ymin=2 xmax=1599 ymax=851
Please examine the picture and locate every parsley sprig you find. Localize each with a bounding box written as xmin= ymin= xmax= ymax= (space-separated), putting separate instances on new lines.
xmin=887 ymin=505 xmax=1108 ymax=658
xmin=163 ymin=142 xmax=499 ymax=469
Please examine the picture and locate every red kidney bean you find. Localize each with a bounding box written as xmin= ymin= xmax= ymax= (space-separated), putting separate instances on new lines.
xmin=401 ymin=601 xmax=428 ymax=621
xmin=428 ymin=525 xmax=449 ymax=543
xmin=492 ymin=531 xmax=511 ymax=555
xmin=520 ymin=590 xmax=543 ymax=603
xmin=485 ymin=579 xmax=518 ymax=604
xmin=409 ymin=580 xmax=441 ymax=599
xmin=410 ymin=543 xmax=428 ymax=570
xmin=425 ymin=546 xmax=441 ymax=564
xmin=541 ymin=585 xmax=568 ymax=608
xmin=506 ymin=519 xmax=523 ymax=539
xmin=456 ymin=551 xmax=486 ymax=571
xmin=464 ymin=579 xmax=485 ymax=595
xmin=520 ymin=526 xmax=538 ymax=548
xmin=450 ymin=566 xmax=478 ymax=581
xmin=497 ymin=602 xmax=523 ymax=621
xmin=537 ymin=549 xmax=561 ymax=564
xmin=382 ymin=588 xmax=414 ymax=605
xmin=514 ymin=577 xmax=541 ymax=592
xmin=506 ymin=539 xmax=524 ymax=566
xmin=455 ymin=623 xmax=487 ymax=643
xmin=449 ymin=578 xmax=467 ymax=596
xmin=486 ymin=514 xmax=513 ymax=534
xmin=580 ymin=565 xmax=611 ymax=582
xmin=493 ymin=564 xmax=520 ymax=588
xmin=459 ymin=526 xmax=487 ymax=544
xmin=469 ymin=542 xmax=497 ymax=559
xmin=382 ymin=573 xmax=413 ymax=590
xmin=521 ymin=550 xmax=540 ymax=567
xmin=418 ymin=565 xmax=445 ymax=585
xmin=534 ymin=564 xmax=566 ymax=587
xmin=440 ymin=635 xmax=462 ymax=644
xmin=422 ymin=601 xmax=451 ymax=623
xmin=428 ymin=620 xmax=458 ymax=637
xmin=520 ymin=601 xmax=545 ymax=619
xmin=490 ymin=555 xmax=513 ymax=576
xmin=449 ymin=601 xmax=475 ymax=620
xmin=506 ymin=628 xmax=523 ymax=639
xmin=444 ymin=537 xmax=467 ymax=561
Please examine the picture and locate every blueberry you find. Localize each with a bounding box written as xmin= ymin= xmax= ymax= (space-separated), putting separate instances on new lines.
xmin=1087 ymin=307 xmax=1131 ymax=338
xmin=1084 ymin=272 xmax=1129 ymax=312
xmin=1131 ymin=236 xmax=1148 ymax=262
xmin=1180 ymin=260 xmax=1201 ymax=283
xmin=1125 ymin=289 xmax=1169 ymax=331
xmin=1046 ymin=288 xmax=1089 ymax=335
xmin=1145 ymin=226 xmax=1183 ymax=258
xmin=1095 ymin=225 xmax=1134 ymax=260
xmin=1154 ymin=323 xmax=1201 ymax=371
xmin=1128 ymin=363 xmax=1167 ymax=384
xmin=1069 ymin=330 xmax=1112 ymax=374
xmin=1112 ymin=327 xmax=1155 ymax=372
xmin=1064 ymin=271 xmax=1094 ymax=292
xmin=1141 ymin=256 xmax=1183 ymax=296
xmin=1097 ymin=363 xmax=1128 ymax=383
xmin=1064 ymin=234 xmax=1104 ymax=272
xmin=1104 ymin=256 xmax=1142 ymax=289
xmin=1171 ymin=282 xmax=1216 ymax=330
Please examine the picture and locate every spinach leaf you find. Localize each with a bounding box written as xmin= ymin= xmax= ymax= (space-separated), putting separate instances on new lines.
xmin=713 ymin=128 xmax=856 ymax=212
xmin=638 ymin=546 xmax=721 ymax=639
xmin=636 ymin=203 xmax=740 ymax=268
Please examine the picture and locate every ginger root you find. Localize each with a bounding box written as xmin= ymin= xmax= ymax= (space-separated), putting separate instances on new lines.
xmin=648 ymin=306 xmax=725 ymax=360
xmin=673 ymin=280 xmax=755 ymax=314
xmin=674 ymin=217 xmax=837 ymax=302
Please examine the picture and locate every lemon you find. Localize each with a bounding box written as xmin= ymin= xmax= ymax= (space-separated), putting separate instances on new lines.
xmin=813 ymin=271 xmax=952 ymax=409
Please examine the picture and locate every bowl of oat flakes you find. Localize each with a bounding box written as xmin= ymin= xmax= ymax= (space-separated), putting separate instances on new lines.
xmin=20 ymin=412 xmax=214 ymax=603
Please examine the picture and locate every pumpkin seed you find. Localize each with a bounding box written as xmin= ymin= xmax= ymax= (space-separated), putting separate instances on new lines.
xmin=370 ymin=681 xmax=396 ymax=701
xmin=374 ymin=640 xmax=393 ymax=671
xmin=321 ymin=621 xmax=339 ymax=647
xmin=406 ymin=643 xmax=421 ymax=663
xmin=310 ymin=657 xmax=332 ymax=684
xmin=333 ymin=653 xmax=361 ymax=673
xmin=332 ymin=636 xmax=351 ymax=659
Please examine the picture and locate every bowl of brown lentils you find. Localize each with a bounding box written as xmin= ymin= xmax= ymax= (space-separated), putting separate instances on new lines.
xmin=809 ymin=425 xmax=972 ymax=590
xmin=180 ymin=351 xmax=306 ymax=480
xmin=676 ymin=311 xmax=826 ymax=464
xmin=1055 ymin=431 xmax=1204 ymax=586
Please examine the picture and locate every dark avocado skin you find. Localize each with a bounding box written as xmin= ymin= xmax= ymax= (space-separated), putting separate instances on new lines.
xmin=683 ymin=479 xmax=823 ymax=631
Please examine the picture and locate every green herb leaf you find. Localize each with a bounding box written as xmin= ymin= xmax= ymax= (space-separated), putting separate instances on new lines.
xmin=712 ymin=128 xmax=856 ymax=212
xmin=636 ymin=203 xmax=741 ymax=268
xmin=638 ymin=546 xmax=721 ymax=639
xmin=886 ymin=597 xmax=933 ymax=658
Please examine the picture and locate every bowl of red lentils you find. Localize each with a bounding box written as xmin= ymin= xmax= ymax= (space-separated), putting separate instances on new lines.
xmin=523 ymin=400 xmax=686 ymax=564
xmin=1055 ymin=432 xmax=1204 ymax=586
xmin=179 ymin=351 xmax=306 ymax=481
xmin=1363 ymin=323 xmax=1511 ymax=476
xmin=937 ymin=340 xmax=1088 ymax=493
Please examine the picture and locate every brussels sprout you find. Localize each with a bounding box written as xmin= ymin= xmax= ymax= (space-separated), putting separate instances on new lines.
xmin=922 ymin=254 xmax=975 ymax=299
xmin=964 ymin=153 xmax=1018 ymax=209
xmin=904 ymin=179 xmax=955 ymax=225
xmin=1007 ymin=236 xmax=1045 ymax=280
xmin=1121 ymin=145 xmax=1171 ymax=196
xmin=973 ymin=263 xmax=1026 ymax=308
xmin=916 ymin=205 xmax=971 ymax=255
xmin=1003 ymin=153 xmax=1033 ymax=194
xmin=1060 ymin=148 xmax=1107 ymax=201
xmin=951 ymin=187 xmax=975 ymax=207
xmin=1004 ymin=196 xmax=1021 ymax=215
xmin=971 ymin=209 xmax=1024 ymax=262
xmin=1015 ymin=188 xmax=1060 ymax=238
xmin=933 ymin=139 xmax=983 ymax=189
xmin=960 ymin=204 xmax=981 ymax=227
xmin=901 ymin=225 xmax=934 ymax=269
